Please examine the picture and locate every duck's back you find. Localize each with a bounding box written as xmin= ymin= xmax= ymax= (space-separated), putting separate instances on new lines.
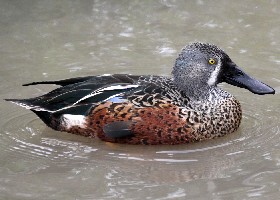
xmin=14 ymin=74 xmax=188 ymax=112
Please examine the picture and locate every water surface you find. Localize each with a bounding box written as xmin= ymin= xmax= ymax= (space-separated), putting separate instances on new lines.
xmin=0 ymin=1 xmax=280 ymax=199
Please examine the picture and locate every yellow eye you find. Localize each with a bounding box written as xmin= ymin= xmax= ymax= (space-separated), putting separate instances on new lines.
xmin=208 ymin=58 xmax=216 ymax=65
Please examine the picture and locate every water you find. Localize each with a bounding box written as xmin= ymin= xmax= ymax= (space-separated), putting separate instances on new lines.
xmin=0 ymin=0 xmax=279 ymax=199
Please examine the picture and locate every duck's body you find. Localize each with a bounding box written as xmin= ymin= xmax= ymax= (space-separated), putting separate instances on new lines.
xmin=6 ymin=42 xmax=274 ymax=144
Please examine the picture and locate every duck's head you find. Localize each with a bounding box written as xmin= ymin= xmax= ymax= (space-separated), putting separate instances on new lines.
xmin=172 ymin=42 xmax=275 ymax=99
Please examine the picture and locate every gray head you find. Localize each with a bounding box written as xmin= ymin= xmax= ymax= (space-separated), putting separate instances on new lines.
xmin=172 ymin=42 xmax=275 ymax=100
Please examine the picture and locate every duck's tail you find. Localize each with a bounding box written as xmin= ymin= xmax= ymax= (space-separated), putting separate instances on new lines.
xmin=32 ymin=110 xmax=62 ymax=130
xmin=5 ymin=98 xmax=61 ymax=130
xmin=5 ymin=98 xmax=41 ymax=110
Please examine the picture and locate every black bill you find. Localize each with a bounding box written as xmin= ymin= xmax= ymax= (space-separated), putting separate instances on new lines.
xmin=222 ymin=62 xmax=275 ymax=95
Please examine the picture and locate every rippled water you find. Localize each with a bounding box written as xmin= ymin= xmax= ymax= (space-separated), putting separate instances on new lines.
xmin=0 ymin=1 xmax=280 ymax=199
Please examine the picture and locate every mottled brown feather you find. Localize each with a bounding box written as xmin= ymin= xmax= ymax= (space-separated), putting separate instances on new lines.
xmin=83 ymin=101 xmax=196 ymax=145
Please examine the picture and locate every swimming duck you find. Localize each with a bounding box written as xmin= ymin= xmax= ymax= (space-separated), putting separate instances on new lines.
xmin=6 ymin=42 xmax=275 ymax=144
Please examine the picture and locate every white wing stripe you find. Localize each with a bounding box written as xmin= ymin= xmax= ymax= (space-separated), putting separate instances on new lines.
xmin=16 ymin=84 xmax=140 ymax=113
xmin=72 ymin=84 xmax=139 ymax=106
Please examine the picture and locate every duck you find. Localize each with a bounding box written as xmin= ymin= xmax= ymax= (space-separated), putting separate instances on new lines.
xmin=5 ymin=42 xmax=275 ymax=145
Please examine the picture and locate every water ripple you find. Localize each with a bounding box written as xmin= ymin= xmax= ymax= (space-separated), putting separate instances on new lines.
xmin=1 ymin=93 xmax=279 ymax=200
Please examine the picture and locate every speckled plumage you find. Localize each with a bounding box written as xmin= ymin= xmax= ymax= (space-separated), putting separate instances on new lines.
xmin=5 ymin=42 xmax=275 ymax=144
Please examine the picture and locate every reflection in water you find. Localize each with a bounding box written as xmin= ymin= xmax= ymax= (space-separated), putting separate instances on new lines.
xmin=0 ymin=0 xmax=280 ymax=199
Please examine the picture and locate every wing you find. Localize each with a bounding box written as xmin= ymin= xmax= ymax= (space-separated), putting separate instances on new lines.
xmin=22 ymin=74 xmax=141 ymax=86
xmin=5 ymin=74 xmax=148 ymax=113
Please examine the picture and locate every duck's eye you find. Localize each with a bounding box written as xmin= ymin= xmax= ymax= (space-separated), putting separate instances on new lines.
xmin=208 ymin=58 xmax=216 ymax=65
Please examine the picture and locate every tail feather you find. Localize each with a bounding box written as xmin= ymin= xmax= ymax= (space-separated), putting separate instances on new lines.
xmin=5 ymin=98 xmax=52 ymax=112
xmin=5 ymin=99 xmax=61 ymax=130
xmin=5 ymin=98 xmax=38 ymax=110
xmin=31 ymin=110 xmax=60 ymax=130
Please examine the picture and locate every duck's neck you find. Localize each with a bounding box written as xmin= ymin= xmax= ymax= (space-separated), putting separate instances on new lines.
xmin=172 ymin=68 xmax=215 ymax=101
xmin=180 ymin=85 xmax=233 ymax=113
xmin=174 ymin=79 xmax=214 ymax=101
